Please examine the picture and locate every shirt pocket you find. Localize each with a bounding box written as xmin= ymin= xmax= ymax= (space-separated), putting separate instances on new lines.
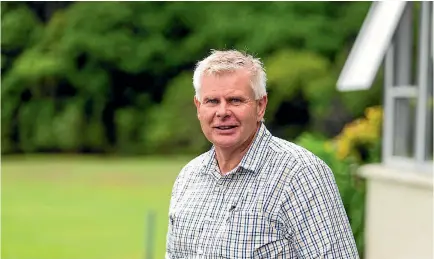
xmin=219 ymin=210 xmax=280 ymax=258
xmin=168 ymin=210 xmax=201 ymax=257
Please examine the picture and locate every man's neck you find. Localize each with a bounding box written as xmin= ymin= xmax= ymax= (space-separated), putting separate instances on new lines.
xmin=214 ymin=124 xmax=260 ymax=175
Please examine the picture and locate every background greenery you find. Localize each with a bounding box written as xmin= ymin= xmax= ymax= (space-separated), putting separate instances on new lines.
xmin=1 ymin=1 xmax=383 ymax=155
xmin=1 ymin=2 xmax=383 ymax=259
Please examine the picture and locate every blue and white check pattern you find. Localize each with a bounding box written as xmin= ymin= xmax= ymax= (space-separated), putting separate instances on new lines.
xmin=166 ymin=123 xmax=359 ymax=258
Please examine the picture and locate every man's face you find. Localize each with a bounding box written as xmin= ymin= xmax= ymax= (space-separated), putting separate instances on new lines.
xmin=194 ymin=69 xmax=267 ymax=150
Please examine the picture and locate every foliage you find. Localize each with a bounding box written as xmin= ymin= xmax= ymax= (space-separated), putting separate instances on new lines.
xmin=331 ymin=106 xmax=383 ymax=162
xmin=264 ymin=49 xmax=337 ymax=139
xmin=1 ymin=2 xmax=378 ymax=155
xmin=144 ymin=72 xmax=209 ymax=154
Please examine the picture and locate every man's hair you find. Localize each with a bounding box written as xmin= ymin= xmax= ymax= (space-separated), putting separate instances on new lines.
xmin=193 ymin=49 xmax=267 ymax=101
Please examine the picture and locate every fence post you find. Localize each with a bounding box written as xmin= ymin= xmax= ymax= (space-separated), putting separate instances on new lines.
xmin=145 ymin=210 xmax=156 ymax=259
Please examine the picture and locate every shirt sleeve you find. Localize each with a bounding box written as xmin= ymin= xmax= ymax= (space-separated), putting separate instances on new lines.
xmin=165 ymin=164 xmax=190 ymax=258
xmin=165 ymin=191 xmax=176 ymax=257
xmin=165 ymin=168 xmax=183 ymax=258
xmin=278 ymin=161 xmax=360 ymax=258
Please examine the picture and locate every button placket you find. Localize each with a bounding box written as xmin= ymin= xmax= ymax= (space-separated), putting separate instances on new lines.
xmin=214 ymin=179 xmax=224 ymax=193
xmin=197 ymin=215 xmax=216 ymax=257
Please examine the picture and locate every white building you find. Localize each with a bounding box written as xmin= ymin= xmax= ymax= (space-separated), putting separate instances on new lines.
xmin=337 ymin=2 xmax=433 ymax=259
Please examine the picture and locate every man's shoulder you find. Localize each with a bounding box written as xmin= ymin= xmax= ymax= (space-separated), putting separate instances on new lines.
xmin=266 ymin=136 xmax=334 ymax=192
xmin=179 ymin=150 xmax=212 ymax=174
xmin=269 ymin=135 xmax=327 ymax=169
xmin=172 ymin=150 xmax=211 ymax=189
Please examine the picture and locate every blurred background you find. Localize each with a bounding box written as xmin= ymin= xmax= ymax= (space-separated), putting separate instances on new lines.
xmin=0 ymin=1 xmax=402 ymax=259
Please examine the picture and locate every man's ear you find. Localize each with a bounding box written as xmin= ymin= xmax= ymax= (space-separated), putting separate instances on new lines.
xmin=194 ymin=96 xmax=201 ymax=119
xmin=256 ymin=95 xmax=268 ymax=122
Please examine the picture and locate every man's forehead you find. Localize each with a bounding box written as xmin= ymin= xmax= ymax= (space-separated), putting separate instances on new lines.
xmin=202 ymin=89 xmax=245 ymax=97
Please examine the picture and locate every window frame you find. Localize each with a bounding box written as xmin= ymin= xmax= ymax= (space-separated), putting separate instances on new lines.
xmin=337 ymin=2 xmax=433 ymax=173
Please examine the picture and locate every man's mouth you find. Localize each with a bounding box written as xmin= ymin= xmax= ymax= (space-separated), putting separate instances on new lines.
xmin=214 ymin=125 xmax=238 ymax=130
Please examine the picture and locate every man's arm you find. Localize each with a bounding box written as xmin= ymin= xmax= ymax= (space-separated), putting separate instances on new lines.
xmin=165 ymin=163 xmax=190 ymax=259
xmin=165 ymin=186 xmax=176 ymax=259
xmin=279 ymin=161 xmax=359 ymax=258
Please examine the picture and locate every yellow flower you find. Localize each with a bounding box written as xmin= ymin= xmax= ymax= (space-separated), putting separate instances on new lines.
xmin=332 ymin=106 xmax=383 ymax=161
xmin=336 ymin=137 xmax=352 ymax=160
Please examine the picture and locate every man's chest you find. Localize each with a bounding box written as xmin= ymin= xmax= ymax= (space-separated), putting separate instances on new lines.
xmin=168 ymin=172 xmax=290 ymax=258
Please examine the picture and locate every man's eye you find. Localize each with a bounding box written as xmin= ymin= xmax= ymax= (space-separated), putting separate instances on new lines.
xmin=230 ymin=98 xmax=242 ymax=103
xmin=206 ymin=99 xmax=218 ymax=104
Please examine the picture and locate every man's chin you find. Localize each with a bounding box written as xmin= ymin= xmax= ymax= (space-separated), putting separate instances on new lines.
xmin=211 ymin=137 xmax=239 ymax=149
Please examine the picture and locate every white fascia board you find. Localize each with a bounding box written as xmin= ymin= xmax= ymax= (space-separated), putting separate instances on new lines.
xmin=337 ymin=1 xmax=407 ymax=91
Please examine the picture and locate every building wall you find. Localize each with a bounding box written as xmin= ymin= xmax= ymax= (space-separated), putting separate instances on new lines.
xmin=360 ymin=164 xmax=433 ymax=259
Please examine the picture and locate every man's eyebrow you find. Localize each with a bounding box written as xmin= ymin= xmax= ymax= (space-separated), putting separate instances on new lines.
xmin=226 ymin=95 xmax=246 ymax=100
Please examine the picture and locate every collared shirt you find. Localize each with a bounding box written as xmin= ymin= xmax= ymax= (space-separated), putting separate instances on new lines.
xmin=166 ymin=123 xmax=359 ymax=258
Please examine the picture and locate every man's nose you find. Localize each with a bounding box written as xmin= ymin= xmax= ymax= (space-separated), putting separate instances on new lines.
xmin=216 ymin=102 xmax=230 ymax=118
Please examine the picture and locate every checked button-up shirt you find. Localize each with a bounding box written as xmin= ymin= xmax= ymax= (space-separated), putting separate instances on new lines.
xmin=166 ymin=123 xmax=359 ymax=258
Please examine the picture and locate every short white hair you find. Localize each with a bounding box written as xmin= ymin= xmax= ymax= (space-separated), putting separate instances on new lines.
xmin=193 ymin=49 xmax=267 ymax=101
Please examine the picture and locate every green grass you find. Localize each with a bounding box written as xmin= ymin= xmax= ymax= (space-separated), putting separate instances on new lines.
xmin=1 ymin=155 xmax=192 ymax=259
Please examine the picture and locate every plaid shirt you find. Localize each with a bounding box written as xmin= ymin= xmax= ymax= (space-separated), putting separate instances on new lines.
xmin=166 ymin=123 xmax=359 ymax=258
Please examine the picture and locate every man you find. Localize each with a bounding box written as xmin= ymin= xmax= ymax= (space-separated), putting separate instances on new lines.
xmin=165 ymin=50 xmax=359 ymax=258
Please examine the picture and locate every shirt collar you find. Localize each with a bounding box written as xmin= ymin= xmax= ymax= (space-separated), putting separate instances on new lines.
xmin=201 ymin=122 xmax=272 ymax=175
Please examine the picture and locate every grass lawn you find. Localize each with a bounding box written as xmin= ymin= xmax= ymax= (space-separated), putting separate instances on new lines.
xmin=1 ymin=155 xmax=192 ymax=259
